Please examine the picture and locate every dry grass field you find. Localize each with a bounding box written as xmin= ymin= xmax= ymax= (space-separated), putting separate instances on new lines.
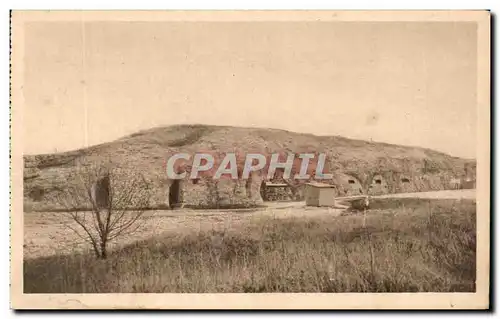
xmin=24 ymin=198 xmax=476 ymax=293
xmin=23 ymin=201 xmax=343 ymax=259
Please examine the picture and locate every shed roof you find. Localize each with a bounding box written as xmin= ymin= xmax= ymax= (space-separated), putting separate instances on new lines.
xmin=306 ymin=182 xmax=336 ymax=188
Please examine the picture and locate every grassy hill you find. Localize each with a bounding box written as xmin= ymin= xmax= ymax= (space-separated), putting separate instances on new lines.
xmin=23 ymin=124 xmax=474 ymax=211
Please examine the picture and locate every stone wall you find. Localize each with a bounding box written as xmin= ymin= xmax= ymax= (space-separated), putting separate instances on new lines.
xmin=23 ymin=152 xmax=475 ymax=211
xmin=165 ymin=174 xmax=265 ymax=209
xmin=261 ymin=185 xmax=294 ymax=201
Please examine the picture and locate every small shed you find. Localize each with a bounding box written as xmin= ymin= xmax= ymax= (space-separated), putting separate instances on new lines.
xmin=305 ymin=182 xmax=336 ymax=207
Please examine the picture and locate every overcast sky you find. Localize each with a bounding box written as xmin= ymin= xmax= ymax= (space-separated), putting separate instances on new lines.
xmin=23 ymin=21 xmax=477 ymax=158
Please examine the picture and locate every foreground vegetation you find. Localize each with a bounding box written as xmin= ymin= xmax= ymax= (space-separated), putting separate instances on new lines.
xmin=24 ymin=198 xmax=476 ymax=293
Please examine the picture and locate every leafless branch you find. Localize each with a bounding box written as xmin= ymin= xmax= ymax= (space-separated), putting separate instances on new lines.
xmin=52 ymin=161 xmax=152 ymax=259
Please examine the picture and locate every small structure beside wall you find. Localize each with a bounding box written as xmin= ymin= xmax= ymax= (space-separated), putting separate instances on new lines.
xmin=461 ymin=178 xmax=476 ymax=189
xmin=305 ymin=182 xmax=336 ymax=207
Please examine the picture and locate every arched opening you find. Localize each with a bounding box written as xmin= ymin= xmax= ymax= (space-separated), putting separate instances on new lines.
xmin=245 ymin=175 xmax=253 ymax=198
xmin=367 ymin=174 xmax=388 ymax=195
xmin=342 ymin=175 xmax=364 ymax=196
xmin=260 ymin=180 xmax=268 ymax=201
xmin=91 ymin=175 xmax=110 ymax=210
xmin=169 ymin=179 xmax=182 ymax=209
xmin=29 ymin=186 xmax=45 ymax=201
xmin=401 ymin=178 xmax=410 ymax=183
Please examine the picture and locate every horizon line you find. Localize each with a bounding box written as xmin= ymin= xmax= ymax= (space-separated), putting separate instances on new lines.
xmin=23 ymin=123 xmax=477 ymax=161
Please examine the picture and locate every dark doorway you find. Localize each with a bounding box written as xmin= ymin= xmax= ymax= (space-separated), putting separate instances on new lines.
xmin=92 ymin=175 xmax=110 ymax=210
xmin=245 ymin=175 xmax=253 ymax=198
xmin=29 ymin=186 xmax=45 ymax=201
xmin=169 ymin=180 xmax=181 ymax=209
xmin=260 ymin=181 xmax=267 ymax=201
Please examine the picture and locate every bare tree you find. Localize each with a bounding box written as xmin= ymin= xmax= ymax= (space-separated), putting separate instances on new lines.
xmin=53 ymin=162 xmax=152 ymax=259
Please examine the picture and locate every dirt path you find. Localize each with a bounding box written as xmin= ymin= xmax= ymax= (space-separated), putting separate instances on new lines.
xmin=373 ymin=189 xmax=476 ymax=200
xmin=23 ymin=202 xmax=345 ymax=259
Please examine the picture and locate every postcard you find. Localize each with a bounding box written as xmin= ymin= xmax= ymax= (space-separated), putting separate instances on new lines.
xmin=10 ymin=10 xmax=490 ymax=309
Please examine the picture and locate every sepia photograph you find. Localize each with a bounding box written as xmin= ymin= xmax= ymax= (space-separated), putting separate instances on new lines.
xmin=10 ymin=10 xmax=490 ymax=309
